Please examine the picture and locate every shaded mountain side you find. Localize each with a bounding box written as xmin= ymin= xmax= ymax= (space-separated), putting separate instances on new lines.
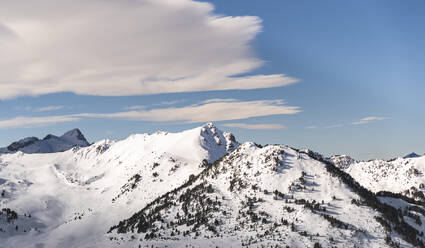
xmin=0 ymin=128 xmax=90 ymax=154
xmin=404 ymin=153 xmax=422 ymax=159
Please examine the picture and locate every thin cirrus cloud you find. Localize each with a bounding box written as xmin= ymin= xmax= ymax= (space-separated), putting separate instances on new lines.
xmin=351 ymin=116 xmax=389 ymax=125
xmin=307 ymin=116 xmax=389 ymax=129
xmin=82 ymin=99 xmax=301 ymax=123
xmin=124 ymin=100 xmax=184 ymax=110
xmin=35 ymin=105 xmax=64 ymax=112
xmin=122 ymin=105 xmax=146 ymax=111
xmin=222 ymin=123 xmax=286 ymax=130
xmin=0 ymin=116 xmax=80 ymax=129
xmin=0 ymin=0 xmax=297 ymax=100
xmin=154 ymin=100 xmax=183 ymax=106
xmin=23 ymin=105 xmax=64 ymax=112
xmin=0 ymin=99 xmax=301 ymax=129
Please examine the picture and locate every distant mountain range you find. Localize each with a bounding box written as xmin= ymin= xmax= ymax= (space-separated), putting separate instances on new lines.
xmin=0 ymin=124 xmax=424 ymax=248
xmin=0 ymin=128 xmax=89 ymax=154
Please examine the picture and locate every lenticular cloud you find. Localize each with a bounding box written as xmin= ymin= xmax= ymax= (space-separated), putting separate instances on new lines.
xmin=0 ymin=0 xmax=297 ymax=99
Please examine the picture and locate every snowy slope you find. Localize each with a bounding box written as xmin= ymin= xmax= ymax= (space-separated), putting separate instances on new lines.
xmin=1 ymin=124 xmax=424 ymax=248
xmin=109 ymin=144 xmax=425 ymax=248
xmin=0 ymin=129 xmax=90 ymax=154
xmin=343 ymin=155 xmax=425 ymax=198
xmin=0 ymin=124 xmax=238 ymax=248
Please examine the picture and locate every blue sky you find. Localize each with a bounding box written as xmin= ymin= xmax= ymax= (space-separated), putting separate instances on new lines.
xmin=0 ymin=0 xmax=424 ymax=160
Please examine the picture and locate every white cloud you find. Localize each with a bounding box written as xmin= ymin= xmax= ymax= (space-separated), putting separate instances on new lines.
xmin=0 ymin=99 xmax=301 ymax=129
xmin=125 ymin=100 xmax=184 ymax=110
xmin=0 ymin=116 xmax=80 ymax=129
xmin=351 ymin=116 xmax=388 ymax=125
xmin=156 ymin=101 xmax=182 ymax=106
xmin=222 ymin=123 xmax=286 ymax=130
xmin=123 ymin=105 xmax=146 ymax=111
xmin=23 ymin=105 xmax=64 ymax=112
xmin=307 ymin=116 xmax=389 ymax=129
xmin=200 ymin=98 xmax=237 ymax=104
xmin=0 ymin=0 xmax=297 ymax=99
xmin=81 ymin=99 xmax=300 ymax=123
xmin=35 ymin=105 xmax=64 ymax=112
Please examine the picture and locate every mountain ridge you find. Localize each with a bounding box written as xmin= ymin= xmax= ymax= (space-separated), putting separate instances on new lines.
xmin=109 ymin=142 xmax=425 ymax=247
xmin=0 ymin=124 xmax=424 ymax=248
xmin=0 ymin=128 xmax=90 ymax=154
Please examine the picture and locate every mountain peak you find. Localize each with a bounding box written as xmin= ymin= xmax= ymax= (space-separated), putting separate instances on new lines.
xmin=43 ymin=134 xmax=58 ymax=140
xmin=403 ymin=152 xmax=421 ymax=159
xmin=0 ymin=128 xmax=89 ymax=154
xmin=199 ymin=123 xmax=239 ymax=162
xmin=202 ymin=122 xmax=216 ymax=129
xmin=62 ymin=128 xmax=83 ymax=136
xmin=60 ymin=128 xmax=89 ymax=146
xmin=61 ymin=128 xmax=84 ymax=139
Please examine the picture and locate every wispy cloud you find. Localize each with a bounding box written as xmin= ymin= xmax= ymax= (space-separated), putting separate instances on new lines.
xmin=24 ymin=105 xmax=65 ymax=112
xmin=0 ymin=0 xmax=297 ymax=100
xmin=82 ymin=99 xmax=301 ymax=123
xmin=123 ymin=105 xmax=146 ymax=111
xmin=200 ymin=98 xmax=237 ymax=104
xmin=125 ymin=100 xmax=184 ymax=110
xmin=0 ymin=99 xmax=301 ymax=129
xmin=222 ymin=123 xmax=286 ymax=130
xmin=307 ymin=116 xmax=389 ymax=129
xmin=324 ymin=124 xmax=345 ymax=129
xmin=35 ymin=105 xmax=64 ymax=112
xmin=154 ymin=100 xmax=183 ymax=106
xmin=351 ymin=116 xmax=389 ymax=125
xmin=306 ymin=126 xmax=318 ymax=129
xmin=0 ymin=116 xmax=80 ymax=129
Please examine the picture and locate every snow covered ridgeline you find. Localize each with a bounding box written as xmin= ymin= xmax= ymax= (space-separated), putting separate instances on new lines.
xmin=330 ymin=153 xmax=425 ymax=201
xmin=304 ymin=150 xmax=425 ymax=247
xmin=0 ymin=128 xmax=90 ymax=154
xmin=1 ymin=123 xmax=425 ymax=247
xmin=109 ymin=143 xmax=425 ymax=248
xmin=0 ymin=123 xmax=239 ymax=247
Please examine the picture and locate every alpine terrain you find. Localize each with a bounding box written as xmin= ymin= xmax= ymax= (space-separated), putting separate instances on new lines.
xmin=0 ymin=129 xmax=90 ymax=154
xmin=0 ymin=124 xmax=424 ymax=248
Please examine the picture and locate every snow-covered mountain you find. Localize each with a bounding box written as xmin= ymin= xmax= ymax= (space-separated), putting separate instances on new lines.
xmin=0 ymin=124 xmax=424 ymax=248
xmin=0 ymin=123 xmax=238 ymax=247
xmin=341 ymin=155 xmax=425 ymax=199
xmin=0 ymin=128 xmax=90 ymax=154
xmin=327 ymin=152 xmax=425 ymax=202
xmin=108 ymin=144 xmax=425 ymax=248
